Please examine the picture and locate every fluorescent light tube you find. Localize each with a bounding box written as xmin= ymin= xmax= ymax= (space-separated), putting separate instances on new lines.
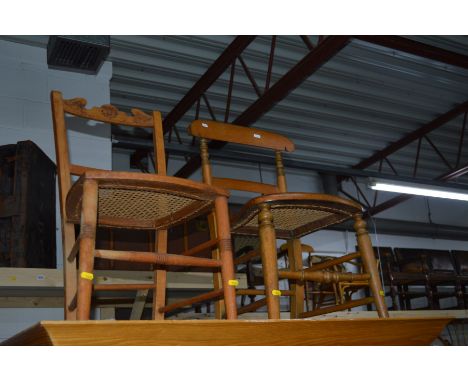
xmin=369 ymin=180 xmax=468 ymax=201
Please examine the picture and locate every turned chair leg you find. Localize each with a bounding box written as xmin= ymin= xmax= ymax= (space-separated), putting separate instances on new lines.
xmin=288 ymin=239 xmax=305 ymax=319
xmin=258 ymin=203 xmax=281 ymax=319
xmin=389 ymin=284 xmax=399 ymax=310
xmin=62 ymin=222 xmax=77 ymax=320
xmin=208 ymin=212 xmax=225 ymax=319
xmin=403 ymin=285 xmax=411 ymax=310
xmin=214 ymin=196 xmax=237 ymax=320
xmin=354 ymin=214 xmax=389 ymax=318
xmin=153 ymin=230 xmax=167 ymax=320
xmin=456 ymin=283 xmax=464 ymax=309
xmin=246 ymin=261 xmax=256 ymax=305
xmin=77 ymin=179 xmax=98 ymax=320
xmin=427 ymin=283 xmax=439 ymax=310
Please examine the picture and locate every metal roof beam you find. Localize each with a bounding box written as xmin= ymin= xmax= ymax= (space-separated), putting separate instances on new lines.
xmin=162 ymin=35 xmax=256 ymax=134
xmin=116 ymin=134 xmax=468 ymax=186
xmin=353 ymin=100 xmax=468 ymax=170
xmin=364 ymin=162 xmax=468 ymax=217
xmin=174 ymin=35 xmax=351 ymax=178
xmin=350 ymin=100 xmax=468 ymax=217
xmin=355 ymin=36 xmax=468 ymax=70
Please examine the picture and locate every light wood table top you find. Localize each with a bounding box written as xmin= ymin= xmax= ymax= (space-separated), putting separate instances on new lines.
xmin=2 ymin=316 xmax=451 ymax=346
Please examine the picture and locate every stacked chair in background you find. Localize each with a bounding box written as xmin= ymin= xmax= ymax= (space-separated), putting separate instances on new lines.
xmin=373 ymin=247 xmax=468 ymax=310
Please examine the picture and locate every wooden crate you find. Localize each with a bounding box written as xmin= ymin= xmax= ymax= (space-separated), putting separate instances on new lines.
xmin=0 ymin=141 xmax=56 ymax=268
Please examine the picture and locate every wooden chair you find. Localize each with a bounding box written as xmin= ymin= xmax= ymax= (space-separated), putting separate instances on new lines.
xmin=51 ymin=91 xmax=237 ymax=320
xmin=302 ymin=249 xmax=343 ymax=311
xmin=393 ymin=248 xmax=431 ymax=310
xmin=303 ymin=250 xmax=380 ymax=313
xmin=337 ymin=258 xmax=377 ymax=305
xmin=451 ymin=250 xmax=468 ymax=308
xmin=188 ymin=119 xmax=389 ymax=319
xmin=426 ymin=250 xmax=459 ymax=309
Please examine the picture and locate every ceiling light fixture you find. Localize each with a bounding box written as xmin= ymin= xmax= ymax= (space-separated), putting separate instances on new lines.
xmin=368 ymin=178 xmax=468 ymax=202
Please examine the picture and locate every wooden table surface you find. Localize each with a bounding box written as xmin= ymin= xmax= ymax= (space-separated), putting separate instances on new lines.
xmin=2 ymin=317 xmax=451 ymax=346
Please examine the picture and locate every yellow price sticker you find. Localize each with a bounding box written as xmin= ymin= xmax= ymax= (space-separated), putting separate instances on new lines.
xmin=228 ymin=279 xmax=239 ymax=287
xmin=80 ymin=272 xmax=94 ymax=281
xmin=379 ymin=290 xmax=385 ymax=296
xmin=272 ymin=289 xmax=282 ymax=296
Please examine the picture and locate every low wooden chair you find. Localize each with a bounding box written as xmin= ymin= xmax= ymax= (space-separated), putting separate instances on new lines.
xmin=51 ymin=91 xmax=237 ymax=320
xmin=188 ymin=119 xmax=389 ymax=319
xmin=291 ymin=247 xmax=343 ymax=312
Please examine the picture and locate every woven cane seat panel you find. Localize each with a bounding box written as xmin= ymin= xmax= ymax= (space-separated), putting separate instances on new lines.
xmin=244 ymin=207 xmax=333 ymax=231
xmin=67 ymin=186 xmax=212 ymax=229
xmin=233 ymin=235 xmax=260 ymax=254
xmin=232 ymin=206 xmax=348 ymax=239
xmin=232 ymin=195 xmax=361 ymax=239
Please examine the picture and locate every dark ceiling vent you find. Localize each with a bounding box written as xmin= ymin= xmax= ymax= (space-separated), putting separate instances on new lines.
xmin=47 ymin=36 xmax=110 ymax=74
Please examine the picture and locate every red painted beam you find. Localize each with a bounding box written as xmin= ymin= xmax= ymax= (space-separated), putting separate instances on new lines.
xmin=175 ymin=36 xmax=351 ymax=178
xmin=233 ymin=36 xmax=351 ymax=128
xmin=354 ymin=101 xmax=468 ymax=170
xmin=355 ymin=36 xmax=468 ymax=70
xmin=162 ymin=36 xmax=256 ymax=134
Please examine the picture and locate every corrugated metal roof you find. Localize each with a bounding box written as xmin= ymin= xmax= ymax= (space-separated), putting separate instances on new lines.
xmin=2 ymin=35 xmax=468 ymax=182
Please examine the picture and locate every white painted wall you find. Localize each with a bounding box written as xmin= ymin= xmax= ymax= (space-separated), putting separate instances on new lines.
xmin=0 ymin=40 xmax=112 ymax=340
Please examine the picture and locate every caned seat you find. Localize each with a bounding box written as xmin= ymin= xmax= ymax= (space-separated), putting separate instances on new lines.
xmin=189 ymin=119 xmax=389 ymax=320
xmin=231 ymin=193 xmax=362 ymax=239
xmin=66 ymin=171 xmax=226 ymax=229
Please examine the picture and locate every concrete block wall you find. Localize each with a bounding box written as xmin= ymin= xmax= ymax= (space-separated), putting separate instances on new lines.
xmin=0 ymin=40 xmax=112 ymax=340
xmin=0 ymin=39 xmax=113 ymax=267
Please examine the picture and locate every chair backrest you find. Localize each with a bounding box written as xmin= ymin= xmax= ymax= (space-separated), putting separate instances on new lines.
xmin=452 ymin=250 xmax=468 ymax=275
xmin=371 ymin=247 xmax=396 ymax=281
xmin=425 ymin=250 xmax=455 ymax=273
xmin=394 ymin=248 xmax=428 ymax=273
xmin=188 ymin=119 xmax=295 ymax=195
xmin=50 ymin=90 xmax=166 ymax=222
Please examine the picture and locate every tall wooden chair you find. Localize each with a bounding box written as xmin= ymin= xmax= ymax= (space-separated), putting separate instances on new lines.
xmin=188 ymin=119 xmax=389 ymax=319
xmin=51 ymin=91 xmax=237 ymax=320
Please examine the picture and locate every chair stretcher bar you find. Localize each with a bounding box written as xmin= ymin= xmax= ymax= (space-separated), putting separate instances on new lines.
xmin=159 ymin=289 xmax=224 ymax=313
xmin=299 ymin=297 xmax=374 ymax=318
xmin=95 ymin=250 xmax=222 ymax=267
xmin=306 ymin=252 xmax=361 ymax=272
xmin=278 ymin=270 xmax=370 ymax=283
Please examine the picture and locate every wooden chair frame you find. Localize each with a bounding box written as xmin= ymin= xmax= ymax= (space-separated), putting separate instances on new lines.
xmin=452 ymin=250 xmax=468 ymax=309
xmin=51 ymin=92 xmax=237 ymax=320
xmin=189 ymin=119 xmax=389 ymax=319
